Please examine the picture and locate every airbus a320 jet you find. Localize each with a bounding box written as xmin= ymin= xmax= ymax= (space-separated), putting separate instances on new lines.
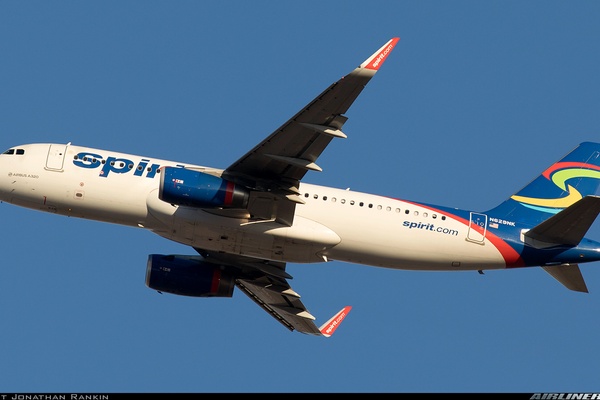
xmin=2 ymin=37 xmax=600 ymax=336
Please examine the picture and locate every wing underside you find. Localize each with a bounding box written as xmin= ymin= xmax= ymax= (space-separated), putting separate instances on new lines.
xmin=194 ymin=248 xmax=348 ymax=335
xmin=236 ymin=276 xmax=321 ymax=334
xmin=221 ymin=38 xmax=400 ymax=226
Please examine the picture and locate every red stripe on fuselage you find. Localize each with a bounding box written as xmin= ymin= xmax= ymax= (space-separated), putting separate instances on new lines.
xmin=402 ymin=200 xmax=526 ymax=268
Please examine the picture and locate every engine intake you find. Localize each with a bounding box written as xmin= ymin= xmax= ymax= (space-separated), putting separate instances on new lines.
xmin=146 ymin=254 xmax=236 ymax=297
xmin=159 ymin=167 xmax=249 ymax=208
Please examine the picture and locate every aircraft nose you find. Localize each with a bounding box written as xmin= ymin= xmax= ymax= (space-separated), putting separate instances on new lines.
xmin=0 ymin=148 xmax=18 ymax=202
xmin=0 ymin=154 xmax=10 ymax=201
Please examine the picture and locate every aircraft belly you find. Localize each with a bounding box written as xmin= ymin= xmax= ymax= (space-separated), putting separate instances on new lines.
xmin=300 ymin=206 xmax=507 ymax=271
xmin=327 ymin=236 xmax=507 ymax=271
xmin=145 ymin=189 xmax=341 ymax=263
xmin=189 ymin=218 xmax=340 ymax=263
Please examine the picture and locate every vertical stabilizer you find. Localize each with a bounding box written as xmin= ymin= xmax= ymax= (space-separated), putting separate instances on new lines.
xmin=485 ymin=142 xmax=600 ymax=226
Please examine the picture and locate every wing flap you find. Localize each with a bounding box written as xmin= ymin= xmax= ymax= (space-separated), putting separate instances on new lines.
xmin=245 ymin=191 xmax=298 ymax=226
xmin=236 ymin=276 xmax=322 ymax=335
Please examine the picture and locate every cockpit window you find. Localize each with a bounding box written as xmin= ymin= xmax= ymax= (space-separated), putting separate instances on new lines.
xmin=2 ymin=148 xmax=25 ymax=155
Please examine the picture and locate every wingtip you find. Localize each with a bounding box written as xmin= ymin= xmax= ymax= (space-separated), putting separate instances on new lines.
xmin=319 ymin=305 xmax=352 ymax=337
xmin=360 ymin=37 xmax=400 ymax=71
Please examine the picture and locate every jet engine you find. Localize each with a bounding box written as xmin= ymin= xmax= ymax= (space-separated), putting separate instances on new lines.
xmin=145 ymin=254 xmax=236 ymax=297
xmin=159 ymin=167 xmax=249 ymax=208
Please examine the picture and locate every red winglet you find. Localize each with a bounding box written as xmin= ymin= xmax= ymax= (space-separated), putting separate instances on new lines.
xmin=319 ymin=306 xmax=352 ymax=337
xmin=360 ymin=37 xmax=400 ymax=71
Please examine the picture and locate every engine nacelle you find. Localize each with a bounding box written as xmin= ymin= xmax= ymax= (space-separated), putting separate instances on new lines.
xmin=159 ymin=167 xmax=249 ymax=208
xmin=145 ymin=254 xmax=236 ymax=297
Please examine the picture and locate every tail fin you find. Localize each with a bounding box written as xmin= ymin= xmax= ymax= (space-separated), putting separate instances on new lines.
xmin=485 ymin=142 xmax=600 ymax=226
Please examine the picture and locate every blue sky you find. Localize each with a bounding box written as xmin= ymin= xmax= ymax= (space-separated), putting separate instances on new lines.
xmin=1 ymin=1 xmax=600 ymax=393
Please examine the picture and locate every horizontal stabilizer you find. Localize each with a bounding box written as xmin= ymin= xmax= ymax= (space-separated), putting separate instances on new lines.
xmin=542 ymin=264 xmax=589 ymax=293
xmin=524 ymin=195 xmax=600 ymax=248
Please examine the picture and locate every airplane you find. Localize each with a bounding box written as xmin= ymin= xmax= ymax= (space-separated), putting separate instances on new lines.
xmin=2 ymin=37 xmax=600 ymax=337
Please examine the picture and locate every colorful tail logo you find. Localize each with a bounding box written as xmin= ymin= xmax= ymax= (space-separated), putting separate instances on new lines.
xmin=511 ymin=162 xmax=600 ymax=214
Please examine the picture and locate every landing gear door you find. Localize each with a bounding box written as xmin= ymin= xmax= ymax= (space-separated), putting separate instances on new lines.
xmin=467 ymin=212 xmax=487 ymax=244
xmin=45 ymin=144 xmax=68 ymax=171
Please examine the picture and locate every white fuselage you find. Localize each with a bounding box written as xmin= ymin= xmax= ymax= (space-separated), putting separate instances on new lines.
xmin=0 ymin=143 xmax=508 ymax=271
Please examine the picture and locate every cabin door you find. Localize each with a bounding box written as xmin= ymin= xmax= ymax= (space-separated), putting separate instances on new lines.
xmin=45 ymin=144 xmax=68 ymax=171
xmin=467 ymin=212 xmax=487 ymax=244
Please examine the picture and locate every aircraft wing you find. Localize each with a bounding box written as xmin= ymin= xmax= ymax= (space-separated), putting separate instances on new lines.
xmin=194 ymin=248 xmax=351 ymax=336
xmin=189 ymin=40 xmax=397 ymax=334
xmin=221 ymin=38 xmax=400 ymax=225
